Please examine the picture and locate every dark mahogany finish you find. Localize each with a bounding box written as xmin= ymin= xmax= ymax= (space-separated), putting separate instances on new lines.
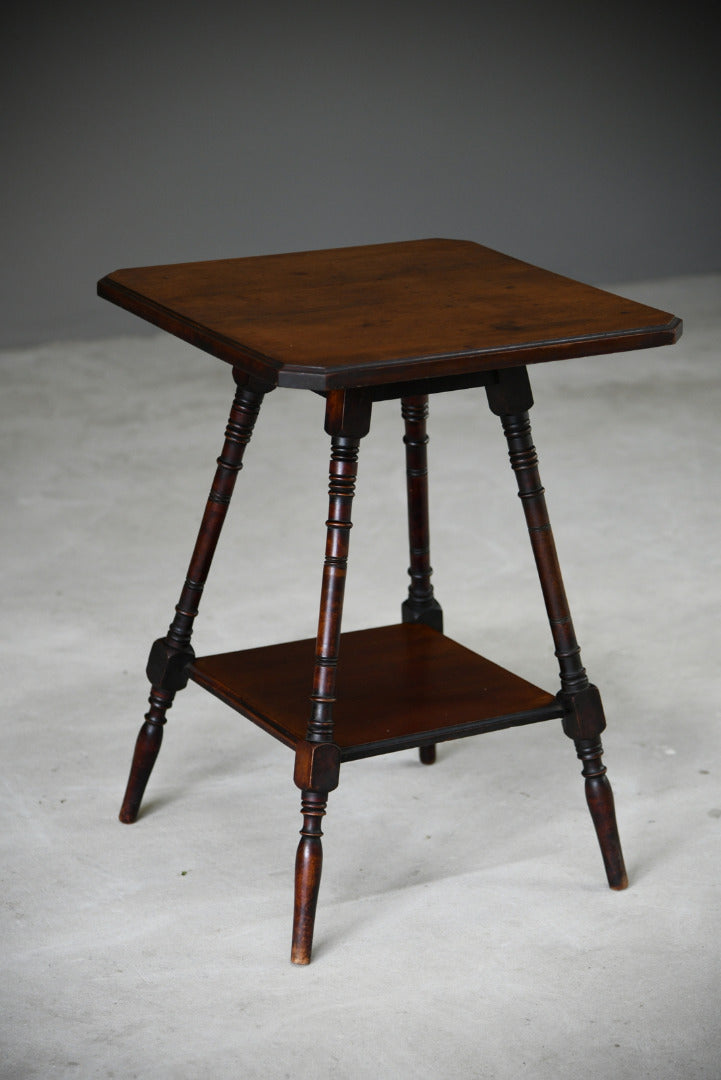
xmin=97 ymin=239 xmax=680 ymax=391
xmin=99 ymin=239 xmax=680 ymax=963
xmin=189 ymin=623 xmax=561 ymax=757
xmin=486 ymin=366 xmax=627 ymax=889
xmin=401 ymin=394 xmax=444 ymax=765
xmin=401 ymin=396 xmax=443 ymax=632
xmin=290 ymin=391 xmax=370 ymax=964
xmin=118 ymin=373 xmax=264 ymax=823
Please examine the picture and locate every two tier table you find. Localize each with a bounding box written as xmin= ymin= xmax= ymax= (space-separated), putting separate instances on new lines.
xmin=98 ymin=239 xmax=681 ymax=964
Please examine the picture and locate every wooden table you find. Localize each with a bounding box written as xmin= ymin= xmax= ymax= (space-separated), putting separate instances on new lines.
xmin=98 ymin=239 xmax=681 ymax=964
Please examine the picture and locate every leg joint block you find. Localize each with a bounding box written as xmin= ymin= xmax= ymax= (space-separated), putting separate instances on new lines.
xmin=401 ymin=596 xmax=444 ymax=632
xmin=294 ymin=741 xmax=341 ymax=793
xmin=560 ymin=683 xmax=606 ymax=741
xmin=146 ymin=638 xmax=195 ymax=692
xmin=485 ymin=366 xmax=534 ymax=415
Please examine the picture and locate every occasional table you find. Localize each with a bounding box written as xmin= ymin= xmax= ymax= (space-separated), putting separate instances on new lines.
xmin=98 ymin=239 xmax=681 ymax=964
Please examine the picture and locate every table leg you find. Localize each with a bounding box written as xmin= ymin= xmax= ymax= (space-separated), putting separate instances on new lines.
xmin=400 ymin=395 xmax=444 ymax=765
xmin=487 ymin=369 xmax=628 ymax=890
xmin=119 ymin=372 xmax=265 ymax=823
xmin=291 ymin=390 xmax=371 ymax=964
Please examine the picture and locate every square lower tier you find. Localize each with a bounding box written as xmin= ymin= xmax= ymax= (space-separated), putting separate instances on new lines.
xmin=188 ymin=623 xmax=563 ymax=760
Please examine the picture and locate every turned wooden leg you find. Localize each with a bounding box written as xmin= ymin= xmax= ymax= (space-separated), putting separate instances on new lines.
xmin=290 ymin=390 xmax=370 ymax=964
xmin=118 ymin=689 xmax=173 ymax=824
xmin=487 ymin=367 xmax=628 ymax=889
xmin=400 ymin=395 xmax=444 ymax=765
xmin=576 ymin=737 xmax=628 ymax=889
xmin=418 ymin=744 xmax=437 ymax=765
xmin=291 ymin=791 xmax=327 ymax=965
xmin=119 ymin=372 xmax=265 ymax=823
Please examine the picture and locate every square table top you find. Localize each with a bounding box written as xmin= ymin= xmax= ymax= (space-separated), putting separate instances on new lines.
xmin=98 ymin=239 xmax=681 ymax=391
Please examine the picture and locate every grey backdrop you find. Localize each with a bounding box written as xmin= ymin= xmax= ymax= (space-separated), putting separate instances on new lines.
xmin=3 ymin=1 xmax=719 ymax=347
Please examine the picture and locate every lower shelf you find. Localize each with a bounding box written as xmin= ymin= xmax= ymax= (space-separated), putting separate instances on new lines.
xmin=188 ymin=623 xmax=563 ymax=760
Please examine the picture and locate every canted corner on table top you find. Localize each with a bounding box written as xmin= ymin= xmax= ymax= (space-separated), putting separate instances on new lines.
xmin=97 ymin=274 xmax=285 ymax=379
xmin=276 ymin=313 xmax=684 ymax=390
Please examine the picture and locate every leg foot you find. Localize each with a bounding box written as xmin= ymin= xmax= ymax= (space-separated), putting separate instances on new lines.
xmin=576 ymin=738 xmax=628 ymax=890
xmin=119 ymin=689 xmax=172 ymax=823
xmin=291 ymin=791 xmax=327 ymax=965
xmin=419 ymin=744 xmax=436 ymax=765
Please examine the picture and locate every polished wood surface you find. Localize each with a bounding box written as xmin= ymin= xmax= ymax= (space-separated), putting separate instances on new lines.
xmin=98 ymin=239 xmax=681 ymax=390
xmin=188 ymin=624 xmax=561 ymax=760
xmin=487 ymin=365 xmax=628 ymax=890
xmin=290 ymin=393 xmax=369 ymax=964
xmin=118 ymin=375 xmax=265 ymax=823
xmin=400 ymin=395 xmax=443 ymax=633
xmin=101 ymin=239 xmax=676 ymax=962
xmin=400 ymin=394 xmax=443 ymax=764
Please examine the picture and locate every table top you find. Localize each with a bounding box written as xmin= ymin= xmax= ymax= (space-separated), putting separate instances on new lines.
xmin=98 ymin=239 xmax=681 ymax=391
